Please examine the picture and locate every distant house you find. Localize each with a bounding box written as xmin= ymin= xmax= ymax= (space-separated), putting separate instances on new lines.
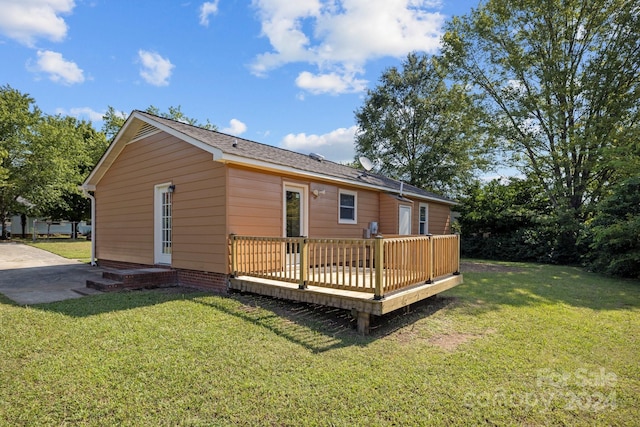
xmin=82 ymin=111 xmax=457 ymax=290
xmin=8 ymin=215 xmax=90 ymax=238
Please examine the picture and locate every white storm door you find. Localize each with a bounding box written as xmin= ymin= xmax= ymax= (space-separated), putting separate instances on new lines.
xmin=154 ymin=183 xmax=173 ymax=265
xmin=399 ymin=205 xmax=412 ymax=235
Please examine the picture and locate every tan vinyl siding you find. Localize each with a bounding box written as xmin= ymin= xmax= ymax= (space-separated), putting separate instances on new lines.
xmin=227 ymin=168 xmax=380 ymax=239
xmin=428 ymin=202 xmax=451 ymax=235
xmin=309 ymin=184 xmax=379 ymax=238
xmin=379 ymin=193 xmax=399 ymax=235
xmin=407 ymin=200 xmax=451 ymax=235
xmin=95 ymin=131 xmax=227 ymax=273
xmin=227 ymin=167 xmax=282 ymax=237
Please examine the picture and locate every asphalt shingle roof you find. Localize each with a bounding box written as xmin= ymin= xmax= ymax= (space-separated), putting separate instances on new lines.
xmin=135 ymin=110 xmax=455 ymax=204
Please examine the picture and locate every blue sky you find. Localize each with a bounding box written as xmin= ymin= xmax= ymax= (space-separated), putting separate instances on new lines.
xmin=1 ymin=0 xmax=479 ymax=164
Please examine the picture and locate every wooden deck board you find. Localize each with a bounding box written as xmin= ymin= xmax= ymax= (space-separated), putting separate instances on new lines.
xmin=229 ymin=273 xmax=463 ymax=316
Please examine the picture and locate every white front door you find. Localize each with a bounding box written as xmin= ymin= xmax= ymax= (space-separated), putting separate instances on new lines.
xmin=154 ymin=183 xmax=173 ymax=265
xmin=399 ymin=205 xmax=412 ymax=235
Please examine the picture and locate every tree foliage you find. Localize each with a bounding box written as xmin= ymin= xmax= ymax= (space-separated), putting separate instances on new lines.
xmin=0 ymin=86 xmax=106 ymax=236
xmin=585 ymin=177 xmax=640 ymax=278
xmin=442 ymin=0 xmax=640 ymax=264
xmin=456 ymin=177 xmax=571 ymax=262
xmin=443 ymin=0 xmax=640 ymax=218
xmin=354 ymin=53 xmax=493 ymax=197
xmin=37 ymin=119 xmax=108 ymax=222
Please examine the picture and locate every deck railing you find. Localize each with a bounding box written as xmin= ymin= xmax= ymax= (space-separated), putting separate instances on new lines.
xmin=230 ymin=234 xmax=460 ymax=299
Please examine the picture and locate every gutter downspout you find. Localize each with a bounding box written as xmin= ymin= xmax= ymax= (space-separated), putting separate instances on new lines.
xmin=80 ymin=186 xmax=97 ymax=266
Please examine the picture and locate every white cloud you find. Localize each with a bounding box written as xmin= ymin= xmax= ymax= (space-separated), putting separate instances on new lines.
xmin=199 ymin=1 xmax=220 ymax=26
xmin=280 ymin=125 xmax=358 ymax=163
xmin=251 ymin=0 xmax=444 ymax=95
xmin=138 ymin=50 xmax=174 ymax=86
xmin=0 ymin=0 xmax=75 ymax=46
xmin=30 ymin=50 xmax=84 ymax=85
xmin=296 ymin=70 xmax=367 ymax=95
xmin=222 ymin=118 xmax=247 ymax=135
xmin=56 ymin=107 xmax=105 ymax=122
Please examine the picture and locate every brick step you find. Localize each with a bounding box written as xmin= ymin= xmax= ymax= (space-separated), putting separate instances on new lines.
xmin=102 ymin=268 xmax=177 ymax=287
xmin=86 ymin=278 xmax=125 ymax=292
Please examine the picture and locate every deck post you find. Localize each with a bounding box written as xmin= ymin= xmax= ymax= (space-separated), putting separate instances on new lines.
xmin=374 ymin=235 xmax=384 ymax=300
xmin=230 ymin=234 xmax=237 ymax=277
xmin=299 ymin=237 xmax=308 ymax=289
xmin=454 ymin=234 xmax=461 ymax=275
xmin=356 ymin=311 xmax=371 ymax=335
xmin=427 ymin=235 xmax=434 ymax=283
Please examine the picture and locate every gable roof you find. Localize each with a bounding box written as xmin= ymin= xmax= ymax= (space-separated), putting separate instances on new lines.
xmin=83 ymin=110 xmax=455 ymax=205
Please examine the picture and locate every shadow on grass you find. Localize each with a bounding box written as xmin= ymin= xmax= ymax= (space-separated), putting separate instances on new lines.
xmin=24 ymin=287 xmax=455 ymax=353
xmin=191 ymin=291 xmax=456 ymax=353
xmin=456 ymin=260 xmax=640 ymax=313
xmin=0 ymin=293 xmax=17 ymax=306
xmin=28 ymin=288 xmax=203 ymax=317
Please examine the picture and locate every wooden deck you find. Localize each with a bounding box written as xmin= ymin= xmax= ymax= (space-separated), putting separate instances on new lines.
xmin=229 ymin=234 xmax=463 ymax=334
xmin=229 ymin=273 xmax=463 ymax=333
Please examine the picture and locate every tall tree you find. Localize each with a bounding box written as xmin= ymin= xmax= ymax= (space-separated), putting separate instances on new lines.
xmin=0 ymin=86 xmax=91 ymax=238
xmin=37 ymin=118 xmax=108 ymax=224
xmin=0 ymin=86 xmax=41 ymax=238
xmin=354 ymin=53 xmax=492 ymax=196
xmin=442 ymin=0 xmax=640 ymax=225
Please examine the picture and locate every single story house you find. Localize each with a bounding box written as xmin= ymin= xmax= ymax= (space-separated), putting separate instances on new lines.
xmin=82 ymin=111 xmax=462 ymax=331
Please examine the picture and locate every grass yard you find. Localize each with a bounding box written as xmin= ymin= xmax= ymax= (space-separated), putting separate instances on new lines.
xmin=0 ymin=260 xmax=638 ymax=425
xmin=25 ymin=239 xmax=92 ymax=263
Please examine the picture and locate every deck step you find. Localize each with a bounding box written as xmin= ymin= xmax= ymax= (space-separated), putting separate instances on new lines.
xmin=86 ymin=268 xmax=178 ymax=292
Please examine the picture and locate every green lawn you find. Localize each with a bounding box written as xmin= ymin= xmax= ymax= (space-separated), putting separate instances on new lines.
xmin=0 ymin=261 xmax=638 ymax=425
xmin=25 ymin=239 xmax=92 ymax=262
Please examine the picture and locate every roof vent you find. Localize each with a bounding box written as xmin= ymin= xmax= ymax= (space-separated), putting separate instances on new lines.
xmin=132 ymin=123 xmax=159 ymax=141
xmin=309 ymin=152 xmax=325 ymax=162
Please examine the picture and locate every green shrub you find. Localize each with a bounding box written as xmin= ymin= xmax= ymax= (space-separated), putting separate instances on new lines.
xmin=586 ymin=177 xmax=640 ymax=278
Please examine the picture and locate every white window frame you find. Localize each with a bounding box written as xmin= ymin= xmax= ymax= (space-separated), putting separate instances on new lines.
xmin=419 ymin=203 xmax=429 ymax=235
xmin=338 ymin=189 xmax=358 ymax=224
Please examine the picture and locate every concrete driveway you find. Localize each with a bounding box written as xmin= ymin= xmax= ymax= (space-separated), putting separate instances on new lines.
xmin=0 ymin=243 xmax=103 ymax=305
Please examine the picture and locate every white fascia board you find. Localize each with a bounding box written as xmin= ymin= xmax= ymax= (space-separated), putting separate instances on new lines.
xmin=218 ymin=153 xmax=456 ymax=206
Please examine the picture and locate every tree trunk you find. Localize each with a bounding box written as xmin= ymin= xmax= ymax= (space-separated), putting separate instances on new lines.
xmin=0 ymin=212 xmax=7 ymax=240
